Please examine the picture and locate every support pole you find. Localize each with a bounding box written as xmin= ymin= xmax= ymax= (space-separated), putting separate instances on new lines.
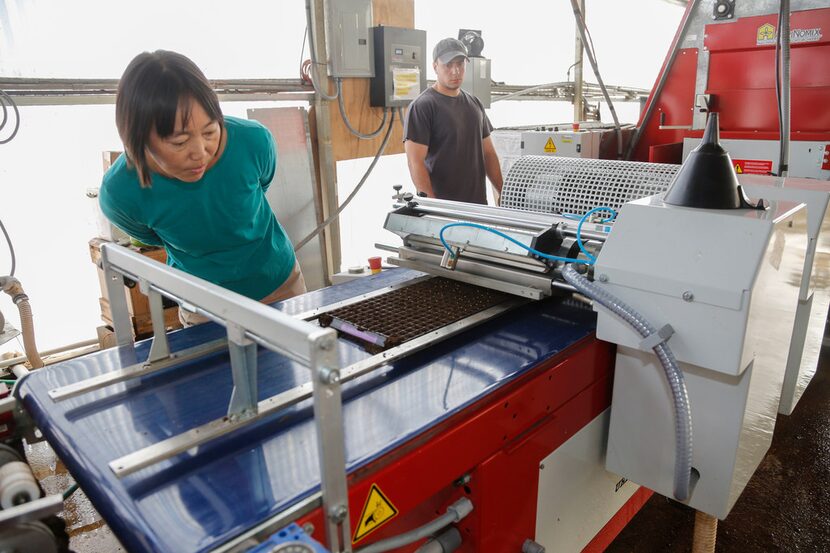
xmin=309 ymin=0 xmax=342 ymax=281
xmin=573 ymin=0 xmax=585 ymax=124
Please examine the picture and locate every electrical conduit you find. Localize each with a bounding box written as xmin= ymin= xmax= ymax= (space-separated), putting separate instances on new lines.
xmin=561 ymin=264 xmax=693 ymax=501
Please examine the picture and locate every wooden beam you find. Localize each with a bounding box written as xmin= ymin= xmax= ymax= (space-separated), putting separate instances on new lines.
xmin=329 ymin=0 xmax=414 ymax=161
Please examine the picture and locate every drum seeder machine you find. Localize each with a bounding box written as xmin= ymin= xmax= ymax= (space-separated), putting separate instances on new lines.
xmin=1 ymin=115 xmax=828 ymax=553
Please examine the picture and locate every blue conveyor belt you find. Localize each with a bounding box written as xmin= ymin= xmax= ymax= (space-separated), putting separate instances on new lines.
xmin=16 ymin=269 xmax=596 ymax=553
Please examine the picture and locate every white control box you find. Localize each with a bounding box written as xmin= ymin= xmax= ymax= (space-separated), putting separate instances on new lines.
xmin=521 ymin=129 xmax=601 ymax=158
xmin=596 ymin=196 xmax=807 ymax=518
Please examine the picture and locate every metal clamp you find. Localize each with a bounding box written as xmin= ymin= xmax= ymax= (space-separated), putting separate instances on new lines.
xmin=640 ymin=324 xmax=675 ymax=350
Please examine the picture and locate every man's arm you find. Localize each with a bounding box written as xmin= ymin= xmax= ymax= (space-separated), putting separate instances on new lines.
xmin=482 ymin=136 xmax=503 ymax=203
xmin=404 ymin=140 xmax=435 ymax=197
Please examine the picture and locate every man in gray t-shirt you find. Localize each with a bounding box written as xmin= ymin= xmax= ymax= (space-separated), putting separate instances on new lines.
xmin=403 ymin=38 xmax=503 ymax=205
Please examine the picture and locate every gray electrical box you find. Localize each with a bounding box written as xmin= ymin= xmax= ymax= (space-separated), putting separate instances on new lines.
xmin=325 ymin=0 xmax=374 ymax=78
xmin=462 ymin=58 xmax=491 ymax=108
xmin=370 ymin=26 xmax=427 ymax=108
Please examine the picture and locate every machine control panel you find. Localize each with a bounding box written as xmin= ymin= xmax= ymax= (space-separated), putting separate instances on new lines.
xmin=370 ymin=26 xmax=427 ymax=108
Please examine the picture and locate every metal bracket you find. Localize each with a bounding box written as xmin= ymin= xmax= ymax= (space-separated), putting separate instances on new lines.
xmin=101 ymin=245 xmax=135 ymax=354
xmin=0 ymin=494 xmax=63 ymax=525
xmin=695 ymin=94 xmax=710 ymax=114
xmin=147 ymin=288 xmax=171 ymax=363
xmin=95 ymin=243 xmax=352 ymax=552
xmin=640 ymin=324 xmax=675 ymax=350
xmin=227 ymin=323 xmax=258 ymax=418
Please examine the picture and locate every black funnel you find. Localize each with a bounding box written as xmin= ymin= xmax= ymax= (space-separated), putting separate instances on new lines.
xmin=663 ymin=113 xmax=761 ymax=210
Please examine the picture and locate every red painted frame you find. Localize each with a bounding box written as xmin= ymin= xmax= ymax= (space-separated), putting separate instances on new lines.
xmin=633 ymin=5 xmax=830 ymax=163
xmin=295 ymin=336 xmax=649 ymax=552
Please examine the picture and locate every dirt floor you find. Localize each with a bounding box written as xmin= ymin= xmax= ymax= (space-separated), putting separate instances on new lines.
xmin=606 ymin=340 xmax=830 ymax=553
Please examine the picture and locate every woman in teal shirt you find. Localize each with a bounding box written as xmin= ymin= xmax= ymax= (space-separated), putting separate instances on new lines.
xmin=100 ymin=50 xmax=305 ymax=325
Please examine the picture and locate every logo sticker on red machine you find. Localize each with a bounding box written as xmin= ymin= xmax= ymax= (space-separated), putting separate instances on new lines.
xmin=757 ymin=23 xmax=776 ymax=45
xmin=352 ymin=483 xmax=399 ymax=544
xmin=733 ymin=159 xmax=773 ymax=175
xmin=756 ymin=22 xmax=823 ymax=45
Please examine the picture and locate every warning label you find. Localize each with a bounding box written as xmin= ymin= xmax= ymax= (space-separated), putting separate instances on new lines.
xmin=544 ymin=137 xmax=557 ymax=153
xmin=733 ymin=159 xmax=773 ymax=175
xmin=352 ymin=484 xmax=399 ymax=544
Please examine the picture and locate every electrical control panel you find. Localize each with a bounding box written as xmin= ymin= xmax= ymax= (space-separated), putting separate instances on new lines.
xmin=325 ymin=0 xmax=374 ymax=78
xmin=370 ymin=26 xmax=427 ymax=108
xmin=462 ymin=58 xmax=492 ymax=108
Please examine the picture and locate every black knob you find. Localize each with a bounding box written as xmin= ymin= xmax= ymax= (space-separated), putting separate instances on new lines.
xmin=393 ymin=184 xmax=402 ymax=192
xmin=402 ymin=192 xmax=414 ymax=201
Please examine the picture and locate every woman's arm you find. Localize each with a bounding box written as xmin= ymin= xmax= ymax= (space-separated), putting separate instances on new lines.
xmin=99 ymin=188 xmax=163 ymax=246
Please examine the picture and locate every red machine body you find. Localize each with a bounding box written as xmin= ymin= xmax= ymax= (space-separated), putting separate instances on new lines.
xmin=297 ymin=337 xmax=651 ymax=552
xmin=277 ymin=5 xmax=830 ymax=552
xmin=632 ymin=4 xmax=830 ymax=166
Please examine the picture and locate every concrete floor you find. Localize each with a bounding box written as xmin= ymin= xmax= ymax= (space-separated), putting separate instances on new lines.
xmin=607 ymin=340 xmax=830 ymax=553
xmin=27 ymin=341 xmax=830 ymax=553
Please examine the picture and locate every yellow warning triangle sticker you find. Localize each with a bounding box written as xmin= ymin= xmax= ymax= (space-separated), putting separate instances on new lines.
xmin=352 ymin=483 xmax=399 ymax=544
xmin=544 ymin=137 xmax=557 ymax=153
xmin=735 ymin=163 xmax=743 ymax=174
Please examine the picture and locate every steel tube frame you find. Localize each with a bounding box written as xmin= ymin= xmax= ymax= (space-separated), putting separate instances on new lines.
xmin=96 ymin=243 xmax=352 ymax=552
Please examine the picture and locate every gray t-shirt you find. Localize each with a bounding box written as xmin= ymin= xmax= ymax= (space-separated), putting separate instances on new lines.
xmin=404 ymin=87 xmax=493 ymax=204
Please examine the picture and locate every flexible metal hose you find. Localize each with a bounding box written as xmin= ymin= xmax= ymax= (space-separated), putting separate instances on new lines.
xmin=336 ymin=78 xmax=389 ymax=139
xmin=295 ymin=109 xmax=396 ymax=251
xmin=0 ymin=278 xmax=44 ymax=369
xmin=777 ymin=0 xmax=791 ymax=176
xmin=561 ymin=264 xmax=693 ymax=500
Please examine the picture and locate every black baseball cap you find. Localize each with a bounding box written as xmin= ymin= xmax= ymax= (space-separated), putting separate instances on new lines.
xmin=433 ymin=38 xmax=468 ymax=64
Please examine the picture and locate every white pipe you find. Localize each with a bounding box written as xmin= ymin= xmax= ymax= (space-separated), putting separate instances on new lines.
xmin=10 ymin=364 xmax=28 ymax=380
xmin=0 ymin=338 xmax=99 ymax=370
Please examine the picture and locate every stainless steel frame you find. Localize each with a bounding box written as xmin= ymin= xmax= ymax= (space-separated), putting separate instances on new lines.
xmin=89 ymin=244 xmax=352 ymax=552
xmin=383 ymin=197 xmax=608 ymax=299
xmin=52 ymin=244 xmax=525 ymax=552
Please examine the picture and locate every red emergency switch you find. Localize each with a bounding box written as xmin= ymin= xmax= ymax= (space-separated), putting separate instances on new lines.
xmin=823 ymin=144 xmax=830 ymax=171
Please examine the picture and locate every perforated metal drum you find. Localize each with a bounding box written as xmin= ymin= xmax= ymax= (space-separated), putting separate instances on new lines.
xmin=501 ymin=156 xmax=680 ymax=215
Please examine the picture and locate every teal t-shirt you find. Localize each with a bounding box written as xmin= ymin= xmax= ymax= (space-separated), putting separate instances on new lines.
xmin=99 ymin=116 xmax=296 ymax=300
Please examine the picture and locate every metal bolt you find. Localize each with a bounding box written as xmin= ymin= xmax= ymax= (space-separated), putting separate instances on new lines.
xmin=302 ymin=522 xmax=315 ymax=535
xmin=454 ymin=474 xmax=471 ymax=487
xmin=598 ymin=274 xmax=609 ymax=283
xmin=329 ymin=504 xmax=348 ymax=523
xmin=320 ymin=368 xmax=341 ymax=385
xmin=682 ymin=291 xmax=694 ymax=302
xmin=539 ymin=463 xmax=545 ymax=470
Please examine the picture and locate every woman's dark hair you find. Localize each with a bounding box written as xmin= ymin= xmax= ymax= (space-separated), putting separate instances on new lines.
xmin=115 ymin=50 xmax=223 ymax=187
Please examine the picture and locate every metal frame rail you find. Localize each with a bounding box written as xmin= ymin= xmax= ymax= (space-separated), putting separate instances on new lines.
xmin=43 ymin=245 xmax=527 ymax=551
xmin=49 ymin=244 xmax=353 ymax=552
